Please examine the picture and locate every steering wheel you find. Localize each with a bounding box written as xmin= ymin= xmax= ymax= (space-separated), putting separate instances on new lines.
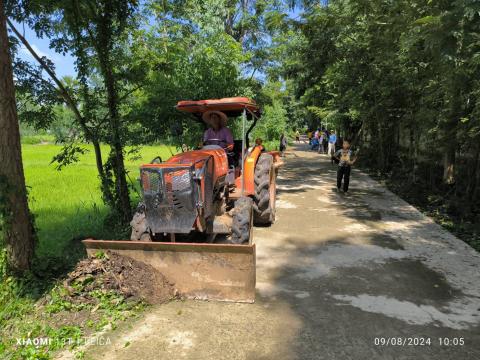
xmin=204 ymin=138 xmax=229 ymax=147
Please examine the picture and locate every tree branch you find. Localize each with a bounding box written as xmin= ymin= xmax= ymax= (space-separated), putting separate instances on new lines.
xmin=8 ymin=19 xmax=105 ymax=178
xmin=7 ymin=19 xmax=87 ymax=128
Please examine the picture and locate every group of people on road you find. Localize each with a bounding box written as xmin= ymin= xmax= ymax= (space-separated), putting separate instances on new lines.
xmin=301 ymin=127 xmax=358 ymax=195
xmin=307 ymin=128 xmax=337 ymax=157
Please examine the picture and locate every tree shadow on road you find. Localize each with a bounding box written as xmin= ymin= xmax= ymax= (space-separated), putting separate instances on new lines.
xmin=256 ymin=230 xmax=480 ymax=359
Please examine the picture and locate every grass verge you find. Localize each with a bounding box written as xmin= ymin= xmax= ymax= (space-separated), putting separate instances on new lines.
xmin=0 ymin=249 xmax=147 ymax=360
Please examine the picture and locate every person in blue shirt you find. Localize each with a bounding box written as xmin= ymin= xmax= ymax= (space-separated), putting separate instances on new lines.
xmin=328 ymin=130 xmax=337 ymax=159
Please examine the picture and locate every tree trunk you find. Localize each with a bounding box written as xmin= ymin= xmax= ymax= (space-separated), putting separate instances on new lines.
xmin=442 ymin=77 xmax=461 ymax=185
xmin=98 ymin=56 xmax=131 ymax=223
xmin=413 ymin=129 xmax=420 ymax=184
xmin=0 ymin=1 xmax=36 ymax=272
xmin=443 ymin=146 xmax=456 ymax=185
xmin=473 ymin=154 xmax=480 ymax=202
xmin=377 ymin=122 xmax=386 ymax=172
xmin=468 ymin=141 xmax=480 ymax=201
xmin=409 ymin=124 xmax=415 ymax=182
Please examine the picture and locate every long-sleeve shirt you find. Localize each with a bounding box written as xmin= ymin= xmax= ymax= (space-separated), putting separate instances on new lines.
xmin=203 ymin=127 xmax=233 ymax=146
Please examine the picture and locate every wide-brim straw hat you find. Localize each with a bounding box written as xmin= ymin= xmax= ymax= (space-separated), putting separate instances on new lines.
xmin=202 ymin=110 xmax=228 ymax=127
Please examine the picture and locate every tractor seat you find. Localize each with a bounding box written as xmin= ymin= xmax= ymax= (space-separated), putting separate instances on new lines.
xmin=232 ymin=140 xmax=243 ymax=167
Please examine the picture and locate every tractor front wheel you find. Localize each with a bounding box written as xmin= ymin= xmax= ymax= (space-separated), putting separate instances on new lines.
xmin=231 ymin=197 xmax=253 ymax=244
xmin=253 ymin=153 xmax=276 ymax=225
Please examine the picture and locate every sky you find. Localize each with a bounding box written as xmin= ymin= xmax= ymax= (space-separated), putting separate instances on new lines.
xmin=11 ymin=20 xmax=77 ymax=78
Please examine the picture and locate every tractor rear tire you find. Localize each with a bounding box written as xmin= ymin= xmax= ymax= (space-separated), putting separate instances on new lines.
xmin=130 ymin=203 xmax=152 ymax=241
xmin=231 ymin=197 xmax=253 ymax=244
xmin=253 ymin=153 xmax=276 ymax=225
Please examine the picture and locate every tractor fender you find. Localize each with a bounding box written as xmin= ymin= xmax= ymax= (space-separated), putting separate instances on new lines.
xmin=238 ymin=145 xmax=264 ymax=196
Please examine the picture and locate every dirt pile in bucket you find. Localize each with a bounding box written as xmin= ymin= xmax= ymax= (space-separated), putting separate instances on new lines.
xmin=63 ymin=251 xmax=177 ymax=305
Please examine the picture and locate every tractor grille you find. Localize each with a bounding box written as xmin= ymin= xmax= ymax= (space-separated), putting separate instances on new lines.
xmin=171 ymin=170 xmax=190 ymax=192
xmin=142 ymin=170 xmax=161 ymax=193
xmin=141 ymin=166 xmax=198 ymax=234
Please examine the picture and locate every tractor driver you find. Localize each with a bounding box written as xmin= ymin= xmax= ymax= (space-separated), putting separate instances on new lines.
xmin=202 ymin=110 xmax=234 ymax=151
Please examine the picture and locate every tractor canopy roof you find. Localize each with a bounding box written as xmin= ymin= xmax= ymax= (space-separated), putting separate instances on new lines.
xmin=176 ymin=97 xmax=260 ymax=120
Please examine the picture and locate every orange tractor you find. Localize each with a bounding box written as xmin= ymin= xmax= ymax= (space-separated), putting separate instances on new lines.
xmin=130 ymin=97 xmax=282 ymax=244
xmin=83 ymin=97 xmax=283 ymax=302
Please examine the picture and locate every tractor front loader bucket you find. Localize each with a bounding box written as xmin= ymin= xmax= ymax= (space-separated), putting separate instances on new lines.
xmin=82 ymin=239 xmax=256 ymax=303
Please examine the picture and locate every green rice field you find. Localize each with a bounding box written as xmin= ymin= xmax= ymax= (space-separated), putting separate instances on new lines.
xmin=22 ymin=143 xmax=177 ymax=258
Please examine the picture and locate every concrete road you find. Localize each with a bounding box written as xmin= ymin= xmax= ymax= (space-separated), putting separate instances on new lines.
xmin=80 ymin=145 xmax=480 ymax=360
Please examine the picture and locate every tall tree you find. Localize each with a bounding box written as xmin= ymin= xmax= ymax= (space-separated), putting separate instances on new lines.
xmin=0 ymin=0 xmax=35 ymax=272
xmin=10 ymin=0 xmax=141 ymax=223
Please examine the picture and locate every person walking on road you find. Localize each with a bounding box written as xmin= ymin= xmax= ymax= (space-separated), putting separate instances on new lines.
xmin=328 ymin=130 xmax=337 ymax=163
xmin=322 ymin=129 xmax=328 ymax=155
xmin=279 ymin=133 xmax=288 ymax=155
xmin=334 ymin=140 xmax=357 ymax=195
xmin=318 ymin=132 xmax=325 ymax=154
